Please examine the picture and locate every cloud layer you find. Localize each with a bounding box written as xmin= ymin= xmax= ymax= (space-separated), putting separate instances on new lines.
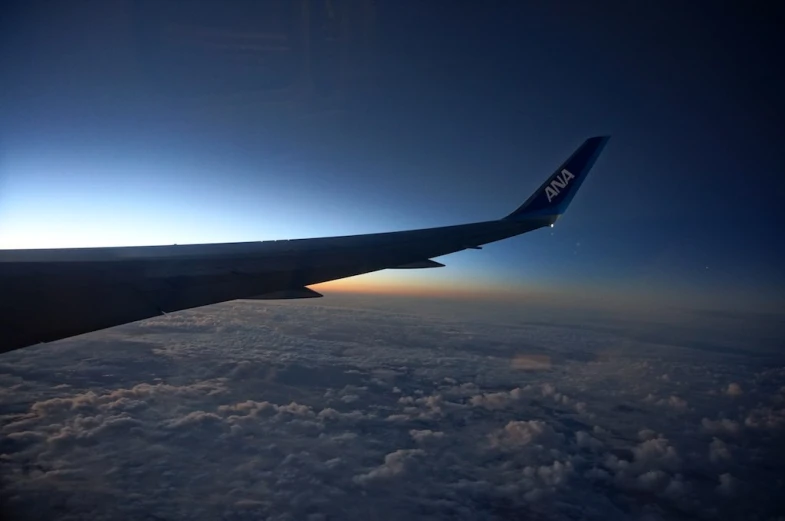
xmin=1 ymin=296 xmax=783 ymax=520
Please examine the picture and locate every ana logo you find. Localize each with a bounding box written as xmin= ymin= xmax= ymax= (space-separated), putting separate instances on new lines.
xmin=545 ymin=169 xmax=575 ymax=202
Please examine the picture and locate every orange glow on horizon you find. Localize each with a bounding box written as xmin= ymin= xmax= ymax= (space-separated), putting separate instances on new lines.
xmin=312 ymin=274 xmax=544 ymax=301
xmin=311 ymin=274 xmax=683 ymax=314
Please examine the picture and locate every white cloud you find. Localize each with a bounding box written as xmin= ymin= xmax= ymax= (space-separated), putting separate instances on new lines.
xmin=744 ymin=405 xmax=785 ymax=430
xmin=488 ymin=420 xmax=563 ymax=451
xmin=701 ymin=417 xmax=742 ymax=436
xmin=709 ymin=438 xmax=732 ymax=463
xmin=638 ymin=429 xmax=658 ymax=441
xmin=602 ymin=435 xmax=685 ymax=500
xmin=410 ymin=429 xmax=445 ymax=443
xmin=656 ymin=395 xmax=688 ymax=412
xmin=575 ymin=431 xmax=603 ymax=451
xmin=468 ymin=388 xmax=525 ymax=410
xmin=521 ymin=459 xmax=574 ymax=496
xmin=469 ymin=391 xmax=512 ymax=410
xmin=636 ymin=469 xmax=670 ymax=492
xmin=165 ymin=410 xmax=223 ymax=429
xmin=663 ymin=474 xmax=689 ymax=500
xmin=354 ymin=449 xmax=425 ymax=484
xmin=631 ymin=437 xmax=682 ymax=472
xmin=716 ymin=473 xmax=739 ymax=496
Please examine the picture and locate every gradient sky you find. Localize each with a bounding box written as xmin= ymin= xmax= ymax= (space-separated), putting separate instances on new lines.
xmin=1 ymin=1 xmax=783 ymax=312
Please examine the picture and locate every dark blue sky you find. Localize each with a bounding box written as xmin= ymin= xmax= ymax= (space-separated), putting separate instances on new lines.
xmin=1 ymin=1 xmax=783 ymax=311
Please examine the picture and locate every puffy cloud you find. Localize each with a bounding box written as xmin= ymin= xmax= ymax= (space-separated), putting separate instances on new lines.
xmin=520 ymin=459 xmax=574 ymax=499
xmin=663 ymin=474 xmax=689 ymax=500
xmin=468 ymin=388 xmax=525 ymax=410
xmin=701 ymin=417 xmax=742 ymax=436
xmin=409 ymin=429 xmax=445 ymax=443
xmin=636 ymin=469 xmax=670 ymax=492
xmin=709 ymin=438 xmax=732 ymax=463
xmin=354 ymin=449 xmax=425 ymax=484
xmin=716 ymin=473 xmax=739 ymax=496
xmin=218 ymin=399 xmax=277 ymax=417
xmin=277 ymin=401 xmax=316 ymax=417
xmin=469 ymin=391 xmax=512 ymax=410
xmin=632 ymin=437 xmax=681 ymax=471
xmin=575 ymin=431 xmax=604 ymax=451
xmin=584 ymin=467 xmax=611 ymax=482
xmin=488 ymin=420 xmax=563 ymax=451
xmin=165 ymin=410 xmax=223 ymax=429
xmin=602 ymin=435 xmax=685 ymax=502
xmin=638 ymin=429 xmax=658 ymax=441
xmin=744 ymin=405 xmax=785 ymax=430
xmin=656 ymin=395 xmax=688 ymax=412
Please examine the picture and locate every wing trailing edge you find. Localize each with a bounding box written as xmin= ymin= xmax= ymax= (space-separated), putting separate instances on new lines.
xmin=246 ymin=288 xmax=323 ymax=300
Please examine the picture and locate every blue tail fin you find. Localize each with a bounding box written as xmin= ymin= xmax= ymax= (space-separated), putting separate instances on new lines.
xmin=505 ymin=136 xmax=609 ymax=220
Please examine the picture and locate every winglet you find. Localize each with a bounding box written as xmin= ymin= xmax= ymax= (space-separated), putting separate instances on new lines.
xmin=504 ymin=136 xmax=609 ymax=221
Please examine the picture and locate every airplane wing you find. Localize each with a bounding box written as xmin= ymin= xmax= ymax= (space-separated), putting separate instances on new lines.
xmin=0 ymin=136 xmax=609 ymax=354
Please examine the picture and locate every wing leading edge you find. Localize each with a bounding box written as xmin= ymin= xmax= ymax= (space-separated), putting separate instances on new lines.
xmin=0 ymin=136 xmax=609 ymax=353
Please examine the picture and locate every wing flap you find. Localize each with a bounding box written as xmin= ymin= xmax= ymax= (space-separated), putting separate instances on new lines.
xmin=390 ymin=259 xmax=445 ymax=269
xmin=245 ymin=287 xmax=323 ymax=300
